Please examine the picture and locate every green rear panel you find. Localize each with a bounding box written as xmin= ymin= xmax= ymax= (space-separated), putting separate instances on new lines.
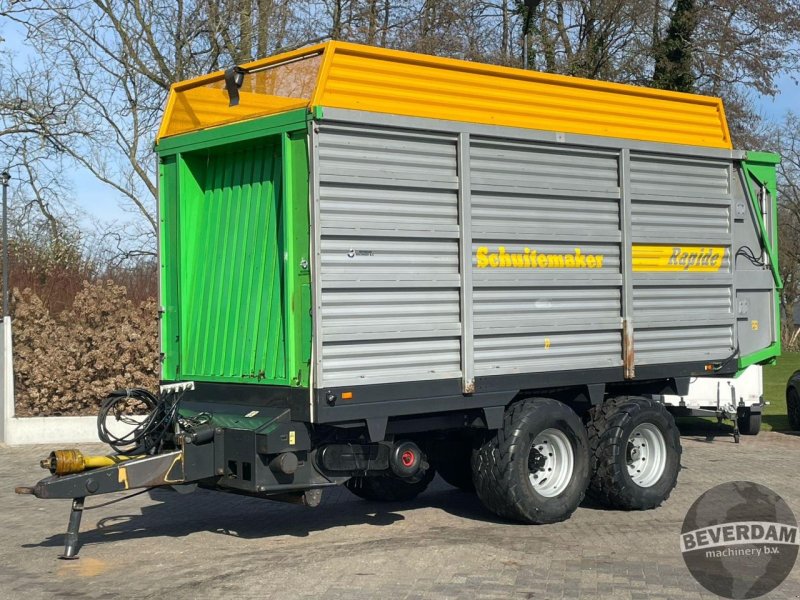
xmin=157 ymin=111 xmax=311 ymax=387
xmin=739 ymin=151 xmax=782 ymax=370
xmin=179 ymin=140 xmax=286 ymax=382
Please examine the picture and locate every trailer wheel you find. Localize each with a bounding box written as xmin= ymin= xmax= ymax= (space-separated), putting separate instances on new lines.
xmin=587 ymin=396 xmax=681 ymax=510
xmin=345 ymin=468 xmax=435 ymax=502
xmin=472 ymin=398 xmax=589 ymax=524
xmin=788 ymin=387 xmax=800 ymax=431
xmin=429 ymin=435 xmax=475 ymax=492
xmin=736 ymin=407 xmax=762 ymax=436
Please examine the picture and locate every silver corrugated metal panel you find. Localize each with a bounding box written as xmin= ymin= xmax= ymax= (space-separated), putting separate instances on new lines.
xmin=474 ymin=287 xmax=621 ymax=335
xmin=473 ymin=191 xmax=620 ymax=241
xmin=630 ymin=152 xmax=732 ymax=245
xmin=316 ymin=122 xmax=462 ymax=386
xmin=634 ymin=285 xmax=732 ymax=313
xmin=474 ymin=330 xmax=623 ymax=376
xmin=635 ymin=325 xmax=733 ymax=365
xmin=320 ymin=182 xmax=458 ymax=235
xmin=629 ymin=151 xmax=736 ymax=367
xmin=470 ymin=138 xmax=619 ymax=193
xmin=322 ymin=337 xmax=462 ymax=386
xmin=318 ymin=123 xmax=458 ymax=185
xmin=319 ymin=237 xmax=460 ymax=287
xmin=312 ymin=112 xmax=771 ymax=396
xmin=631 ymin=199 xmax=730 ymax=237
xmin=633 ymin=285 xmax=733 ymax=327
xmin=630 ymin=154 xmax=730 ymax=198
xmin=321 ymin=289 xmax=461 ymax=342
xmin=468 ymin=139 xmax=625 ymax=378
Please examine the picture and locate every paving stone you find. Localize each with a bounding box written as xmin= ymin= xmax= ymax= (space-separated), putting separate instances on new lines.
xmin=0 ymin=432 xmax=799 ymax=599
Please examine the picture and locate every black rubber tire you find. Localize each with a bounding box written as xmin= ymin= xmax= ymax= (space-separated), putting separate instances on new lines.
xmin=429 ymin=435 xmax=475 ymax=492
xmin=587 ymin=396 xmax=681 ymax=510
xmin=737 ymin=408 xmax=762 ymax=436
xmin=472 ymin=397 xmax=590 ymax=524
xmin=345 ymin=468 xmax=435 ymax=502
xmin=788 ymin=386 xmax=800 ymax=431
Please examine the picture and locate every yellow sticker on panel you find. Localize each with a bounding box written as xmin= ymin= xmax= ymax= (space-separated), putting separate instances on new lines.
xmin=632 ymin=245 xmax=726 ymax=272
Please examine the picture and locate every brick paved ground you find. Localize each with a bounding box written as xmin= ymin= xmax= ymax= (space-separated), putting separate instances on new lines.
xmin=1 ymin=428 xmax=799 ymax=600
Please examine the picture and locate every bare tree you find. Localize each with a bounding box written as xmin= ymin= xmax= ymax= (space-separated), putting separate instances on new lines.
xmin=1 ymin=0 xmax=799 ymax=265
xmin=777 ymin=114 xmax=800 ymax=348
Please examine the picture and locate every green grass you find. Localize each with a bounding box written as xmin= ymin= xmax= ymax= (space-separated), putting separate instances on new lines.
xmin=761 ymin=351 xmax=800 ymax=432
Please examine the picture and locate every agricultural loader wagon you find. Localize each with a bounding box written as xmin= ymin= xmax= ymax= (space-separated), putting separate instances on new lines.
xmin=16 ymin=41 xmax=781 ymax=558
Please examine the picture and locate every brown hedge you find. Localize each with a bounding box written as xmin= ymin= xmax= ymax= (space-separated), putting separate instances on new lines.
xmin=12 ymin=281 xmax=159 ymax=416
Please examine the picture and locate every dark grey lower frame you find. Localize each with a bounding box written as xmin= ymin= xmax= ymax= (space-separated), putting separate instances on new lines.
xmin=314 ymin=360 xmax=734 ymax=425
xmin=165 ymin=360 xmax=735 ymax=433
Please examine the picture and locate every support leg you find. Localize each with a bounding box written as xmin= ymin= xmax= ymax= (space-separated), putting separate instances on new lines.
xmin=59 ymin=497 xmax=85 ymax=560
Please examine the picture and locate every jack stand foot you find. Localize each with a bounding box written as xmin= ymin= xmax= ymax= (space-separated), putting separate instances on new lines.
xmin=59 ymin=497 xmax=85 ymax=560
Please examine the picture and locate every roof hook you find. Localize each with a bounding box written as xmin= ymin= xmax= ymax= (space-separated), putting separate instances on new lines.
xmin=224 ymin=66 xmax=247 ymax=107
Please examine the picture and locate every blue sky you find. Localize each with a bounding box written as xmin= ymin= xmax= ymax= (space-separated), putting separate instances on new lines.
xmin=1 ymin=22 xmax=142 ymax=229
xmin=1 ymin=19 xmax=798 ymax=230
xmin=759 ymin=72 xmax=799 ymax=119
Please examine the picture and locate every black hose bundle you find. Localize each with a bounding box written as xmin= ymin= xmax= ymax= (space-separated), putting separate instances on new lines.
xmin=97 ymin=388 xmax=181 ymax=455
xmin=735 ymin=245 xmax=766 ymax=268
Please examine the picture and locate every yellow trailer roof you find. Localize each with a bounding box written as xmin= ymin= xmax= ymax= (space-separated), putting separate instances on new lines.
xmin=158 ymin=41 xmax=732 ymax=150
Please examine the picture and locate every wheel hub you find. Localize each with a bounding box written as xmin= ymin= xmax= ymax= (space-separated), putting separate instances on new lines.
xmin=528 ymin=428 xmax=574 ymax=498
xmin=626 ymin=423 xmax=667 ymax=488
xmin=528 ymin=451 xmax=546 ymax=471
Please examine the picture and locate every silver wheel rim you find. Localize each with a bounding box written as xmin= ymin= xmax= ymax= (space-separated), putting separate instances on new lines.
xmin=626 ymin=423 xmax=667 ymax=488
xmin=528 ymin=428 xmax=574 ymax=498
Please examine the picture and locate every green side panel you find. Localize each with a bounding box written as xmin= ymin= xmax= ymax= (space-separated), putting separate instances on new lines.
xmin=178 ymin=139 xmax=288 ymax=384
xmin=738 ymin=346 xmax=778 ymax=370
xmin=742 ymin=151 xmax=782 ymax=289
xmin=739 ymin=151 xmax=782 ymax=370
xmin=157 ymin=110 xmax=311 ymax=388
xmin=282 ymin=131 xmax=312 ymax=387
xmin=159 ymin=156 xmax=181 ymax=379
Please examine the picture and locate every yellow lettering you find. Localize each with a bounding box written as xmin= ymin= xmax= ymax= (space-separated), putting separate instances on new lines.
xmin=537 ymin=254 xmax=548 ymax=267
xmin=575 ymin=249 xmax=587 ymax=268
xmin=633 ymin=245 xmax=726 ymax=272
xmin=476 ymin=246 xmax=489 ymax=268
xmin=498 ymin=246 xmax=511 ymax=267
xmin=475 ymin=246 xmax=607 ymax=270
xmin=547 ymin=255 xmax=565 ymax=268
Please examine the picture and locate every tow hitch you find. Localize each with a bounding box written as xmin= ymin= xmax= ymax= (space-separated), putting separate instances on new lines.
xmin=16 ymin=449 xmax=189 ymax=558
xmin=14 ymin=386 xmax=340 ymax=559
